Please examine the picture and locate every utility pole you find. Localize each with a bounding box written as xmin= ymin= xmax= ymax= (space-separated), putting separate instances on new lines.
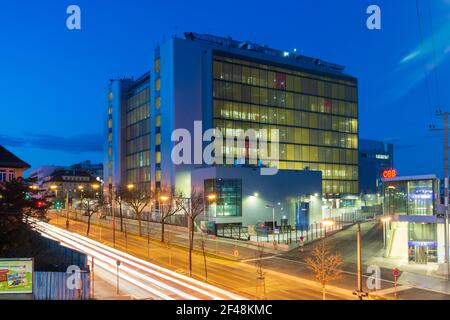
xmin=353 ymin=222 xmax=368 ymax=300
xmin=109 ymin=183 xmax=116 ymax=247
xmin=430 ymin=111 xmax=450 ymax=279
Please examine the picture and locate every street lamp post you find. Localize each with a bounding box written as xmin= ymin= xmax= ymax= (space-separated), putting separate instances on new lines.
xmin=320 ymin=218 xmax=335 ymax=240
xmin=352 ymin=222 xmax=368 ymax=300
xmin=77 ymin=185 xmax=84 ymax=221
xmin=381 ymin=216 xmax=392 ymax=251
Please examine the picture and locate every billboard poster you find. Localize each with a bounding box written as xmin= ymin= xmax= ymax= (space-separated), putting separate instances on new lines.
xmin=0 ymin=259 xmax=33 ymax=294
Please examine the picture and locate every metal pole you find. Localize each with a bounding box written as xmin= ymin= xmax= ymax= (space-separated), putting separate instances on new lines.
xmin=383 ymin=221 xmax=386 ymax=249
xmin=445 ymin=112 xmax=449 ymax=279
xmin=110 ymin=184 xmax=116 ymax=247
xmin=357 ymin=222 xmax=363 ymax=300
xmin=91 ymin=256 xmax=95 ymax=299
xmin=272 ymin=207 xmax=275 ymax=232
xmin=116 ymin=260 xmax=120 ymax=295
xmin=65 ymin=190 xmax=69 ymax=229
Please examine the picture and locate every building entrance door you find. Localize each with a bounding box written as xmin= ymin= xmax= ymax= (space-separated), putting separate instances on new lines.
xmin=408 ymin=245 xmax=438 ymax=264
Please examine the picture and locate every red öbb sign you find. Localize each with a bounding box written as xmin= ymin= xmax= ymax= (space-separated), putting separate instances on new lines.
xmin=382 ymin=169 xmax=398 ymax=179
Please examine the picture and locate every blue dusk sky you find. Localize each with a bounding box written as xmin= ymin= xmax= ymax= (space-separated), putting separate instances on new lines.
xmin=0 ymin=0 xmax=449 ymax=177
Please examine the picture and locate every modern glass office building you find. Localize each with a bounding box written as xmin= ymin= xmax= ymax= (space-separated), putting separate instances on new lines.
xmin=151 ymin=33 xmax=359 ymax=196
xmin=382 ymin=175 xmax=443 ymax=265
xmin=104 ymin=72 xmax=151 ymax=193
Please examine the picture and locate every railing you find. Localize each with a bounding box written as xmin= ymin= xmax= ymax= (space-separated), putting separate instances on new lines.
xmin=251 ymin=209 xmax=382 ymax=245
xmin=216 ymin=224 xmax=249 ymax=241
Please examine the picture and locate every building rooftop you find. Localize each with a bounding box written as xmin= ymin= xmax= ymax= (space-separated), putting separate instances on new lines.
xmin=0 ymin=145 xmax=30 ymax=169
xmin=46 ymin=169 xmax=97 ymax=183
xmin=183 ymin=32 xmax=351 ymax=77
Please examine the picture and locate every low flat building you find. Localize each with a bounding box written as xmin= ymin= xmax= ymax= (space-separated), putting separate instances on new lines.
xmin=0 ymin=145 xmax=30 ymax=182
xmin=191 ymin=166 xmax=323 ymax=229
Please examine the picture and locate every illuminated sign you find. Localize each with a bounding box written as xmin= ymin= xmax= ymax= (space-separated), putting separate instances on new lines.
xmin=408 ymin=241 xmax=437 ymax=247
xmin=376 ymin=154 xmax=390 ymax=160
xmin=382 ymin=169 xmax=398 ymax=179
xmin=0 ymin=258 xmax=33 ymax=294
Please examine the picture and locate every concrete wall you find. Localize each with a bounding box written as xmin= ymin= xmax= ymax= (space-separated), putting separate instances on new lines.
xmin=388 ymin=221 xmax=409 ymax=260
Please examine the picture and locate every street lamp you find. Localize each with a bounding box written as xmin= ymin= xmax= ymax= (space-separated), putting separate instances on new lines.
xmin=127 ymin=184 xmax=135 ymax=190
xmin=381 ymin=216 xmax=392 ymax=250
xmin=321 ymin=218 xmax=335 ymax=238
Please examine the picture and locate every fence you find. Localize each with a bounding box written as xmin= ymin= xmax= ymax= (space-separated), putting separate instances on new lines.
xmin=250 ymin=209 xmax=382 ymax=245
xmin=216 ymin=224 xmax=249 ymax=241
xmin=33 ymin=271 xmax=90 ymax=300
xmin=100 ymin=207 xmax=189 ymax=227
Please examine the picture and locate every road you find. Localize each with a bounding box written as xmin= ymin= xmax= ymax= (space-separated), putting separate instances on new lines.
xmin=41 ymin=213 xmax=355 ymax=300
xmin=29 ymin=217 xmax=245 ymax=300
xmin=254 ymin=222 xmax=450 ymax=300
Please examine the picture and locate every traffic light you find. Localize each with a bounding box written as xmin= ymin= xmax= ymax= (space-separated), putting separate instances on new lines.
xmin=54 ymin=201 xmax=61 ymax=209
xmin=36 ymin=200 xmax=45 ymax=208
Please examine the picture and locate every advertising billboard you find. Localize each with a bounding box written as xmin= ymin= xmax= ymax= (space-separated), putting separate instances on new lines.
xmin=0 ymin=258 xmax=33 ymax=294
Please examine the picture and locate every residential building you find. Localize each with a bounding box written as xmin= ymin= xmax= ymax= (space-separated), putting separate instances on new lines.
xmin=29 ymin=166 xmax=61 ymax=187
xmin=0 ymin=145 xmax=30 ymax=182
xmin=42 ymin=169 xmax=99 ymax=203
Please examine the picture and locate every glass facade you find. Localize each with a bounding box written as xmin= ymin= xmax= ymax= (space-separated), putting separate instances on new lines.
xmin=125 ymin=80 xmax=151 ymax=189
xmin=408 ymin=223 xmax=438 ymax=263
xmin=383 ymin=178 xmax=437 ymax=216
xmin=204 ymin=178 xmax=242 ymax=217
xmin=212 ymin=55 xmax=359 ymax=194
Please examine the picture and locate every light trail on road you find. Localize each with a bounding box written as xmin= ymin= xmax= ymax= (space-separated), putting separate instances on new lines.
xmin=28 ymin=218 xmax=246 ymax=300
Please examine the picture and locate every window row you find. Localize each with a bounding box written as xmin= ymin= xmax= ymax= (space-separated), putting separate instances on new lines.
xmin=126 ymin=120 xmax=150 ymax=141
xmin=323 ymin=180 xmax=358 ymax=194
xmin=127 ymin=88 xmax=150 ymax=112
xmin=214 ymin=55 xmax=356 ymax=87
xmin=126 ymin=150 xmax=150 ymax=170
xmin=126 ymin=135 xmax=150 ymax=155
xmin=213 ymin=81 xmax=357 ymax=117
xmin=126 ymin=168 xmax=151 ymax=185
xmin=213 ymin=60 xmax=357 ymax=102
xmin=213 ymin=100 xmax=357 ymax=133
xmin=214 ymin=142 xmax=358 ymax=166
xmin=214 ymin=121 xmax=358 ymax=150
xmin=126 ymin=103 xmax=150 ymax=126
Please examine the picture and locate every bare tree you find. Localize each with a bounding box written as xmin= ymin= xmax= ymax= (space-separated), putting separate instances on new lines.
xmin=159 ymin=186 xmax=181 ymax=243
xmin=81 ymin=190 xmax=104 ymax=236
xmin=177 ymin=188 xmax=205 ymax=277
xmin=123 ymin=187 xmax=152 ymax=237
xmin=306 ymin=239 xmax=344 ymax=300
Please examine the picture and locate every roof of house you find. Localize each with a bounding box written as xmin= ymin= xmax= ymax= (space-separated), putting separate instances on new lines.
xmin=0 ymin=145 xmax=30 ymax=169
xmin=45 ymin=169 xmax=97 ymax=183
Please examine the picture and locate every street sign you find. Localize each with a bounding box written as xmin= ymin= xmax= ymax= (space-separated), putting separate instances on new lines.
xmin=392 ymin=268 xmax=400 ymax=278
xmin=352 ymin=290 xmax=369 ymax=299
